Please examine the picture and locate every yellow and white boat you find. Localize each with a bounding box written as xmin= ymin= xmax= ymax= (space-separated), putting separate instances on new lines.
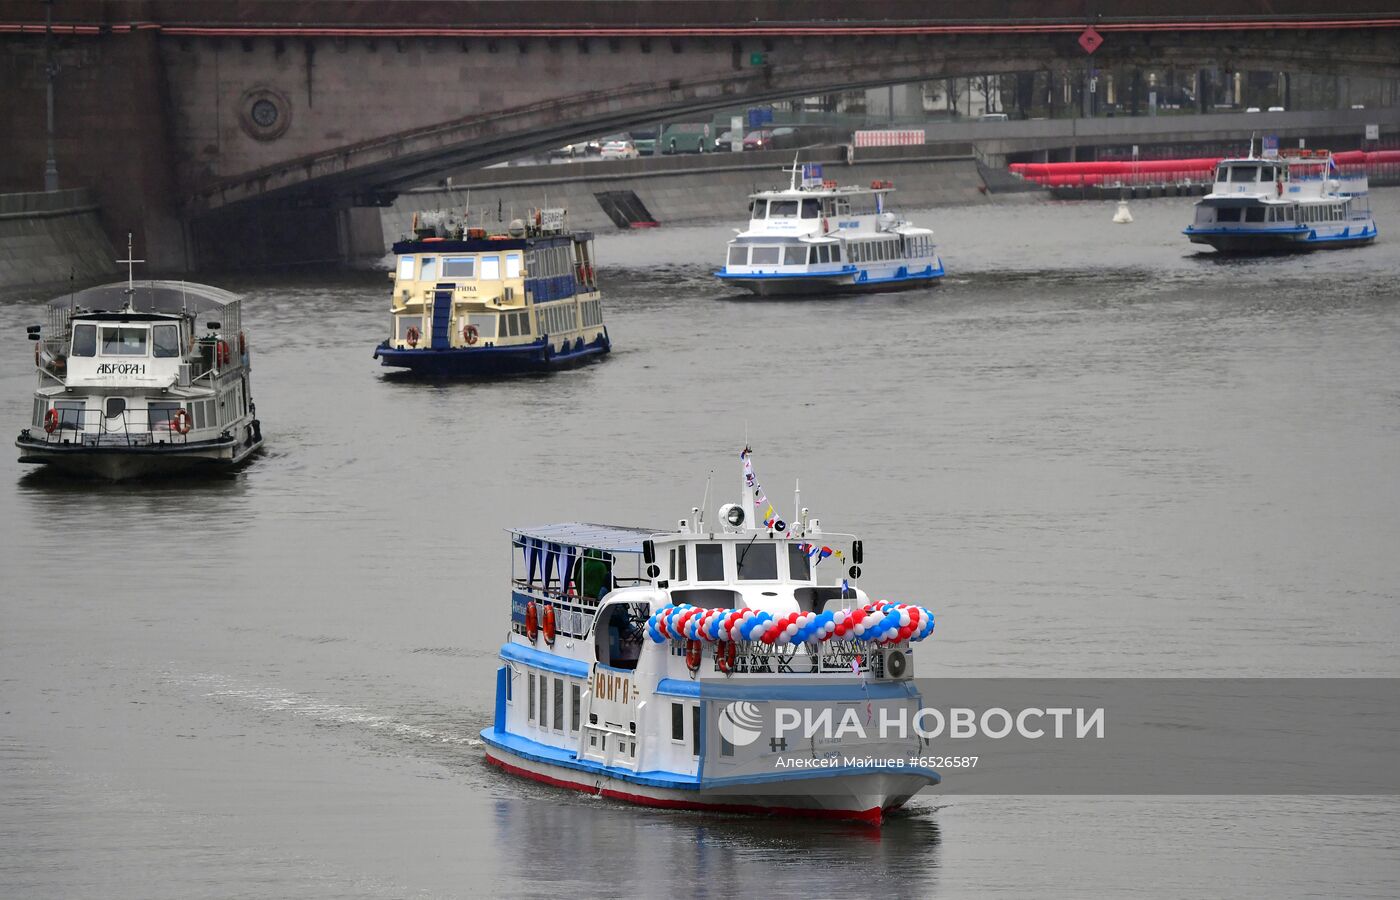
xmin=373 ymin=209 xmax=610 ymax=376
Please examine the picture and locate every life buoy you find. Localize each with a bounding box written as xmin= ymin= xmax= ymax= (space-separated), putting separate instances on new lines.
xmin=463 ymin=324 xmax=479 ymax=345
xmin=171 ymin=409 xmax=192 ymax=435
xmin=525 ymin=599 xmax=539 ymax=642
xmin=405 ymin=326 xmax=420 ymax=348
xmin=239 ymin=331 xmax=247 ymax=356
xmin=421 ymin=237 xmax=445 ymax=243
xmin=685 ymin=640 xmax=702 ymax=672
xmin=43 ymin=408 xmax=59 ymax=434
xmin=216 ymin=340 xmax=230 ymax=367
xmin=716 ymin=641 xmax=737 ymax=675
xmin=822 ymin=216 xmax=829 ymax=234
xmin=543 ymin=604 xmax=556 ymax=646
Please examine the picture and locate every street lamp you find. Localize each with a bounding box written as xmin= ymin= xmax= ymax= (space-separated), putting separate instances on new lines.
xmin=43 ymin=0 xmax=60 ymax=192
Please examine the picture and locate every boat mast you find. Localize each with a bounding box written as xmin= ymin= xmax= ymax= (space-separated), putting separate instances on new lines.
xmin=116 ymin=232 xmax=144 ymax=310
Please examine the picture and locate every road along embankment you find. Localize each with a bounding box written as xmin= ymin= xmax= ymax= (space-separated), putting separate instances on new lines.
xmin=380 ymin=145 xmax=995 ymax=247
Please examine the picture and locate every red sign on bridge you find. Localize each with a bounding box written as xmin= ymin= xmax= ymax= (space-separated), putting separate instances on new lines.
xmin=1078 ymin=26 xmax=1104 ymax=54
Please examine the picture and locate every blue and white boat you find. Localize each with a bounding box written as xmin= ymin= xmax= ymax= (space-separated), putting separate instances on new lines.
xmin=481 ymin=449 xmax=940 ymax=823
xmin=1184 ymin=148 xmax=1378 ymax=253
xmin=374 ymin=209 xmax=610 ymax=376
xmin=715 ymin=164 xmax=944 ymax=296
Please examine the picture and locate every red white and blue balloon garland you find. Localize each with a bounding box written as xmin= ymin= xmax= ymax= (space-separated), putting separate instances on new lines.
xmin=646 ymin=602 xmax=935 ymax=646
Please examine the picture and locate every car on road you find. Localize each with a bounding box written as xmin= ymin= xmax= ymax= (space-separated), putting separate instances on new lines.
xmin=742 ymin=127 xmax=795 ymax=150
xmin=714 ymin=129 xmax=742 ymax=152
xmin=550 ymin=141 xmax=600 ymax=159
xmin=600 ymin=140 xmax=640 ymax=160
xmin=979 ymin=112 xmax=1009 ymax=122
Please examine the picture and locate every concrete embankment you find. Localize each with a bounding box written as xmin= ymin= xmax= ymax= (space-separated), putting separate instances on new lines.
xmin=0 ymin=189 xmax=116 ymax=292
xmin=381 ymin=145 xmax=998 ymax=247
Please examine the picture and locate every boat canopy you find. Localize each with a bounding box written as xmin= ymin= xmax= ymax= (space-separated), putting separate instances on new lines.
xmin=509 ymin=522 xmax=656 ymax=554
xmin=49 ymin=280 xmax=240 ymax=315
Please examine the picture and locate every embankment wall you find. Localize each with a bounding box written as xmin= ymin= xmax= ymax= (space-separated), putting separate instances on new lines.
xmin=0 ymin=189 xmax=117 ymax=292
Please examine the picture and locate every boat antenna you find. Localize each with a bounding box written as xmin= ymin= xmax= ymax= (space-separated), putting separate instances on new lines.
xmin=116 ymin=232 xmax=143 ymax=309
xmin=789 ymin=152 xmax=801 ymax=190
xmin=794 ymin=478 xmax=801 ymax=535
xmin=1249 ymin=132 xmax=1257 ymax=159
xmin=698 ymin=471 xmax=712 ymax=532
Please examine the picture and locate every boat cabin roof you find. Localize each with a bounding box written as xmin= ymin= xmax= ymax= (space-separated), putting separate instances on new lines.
xmin=510 ymin=522 xmax=657 ymax=554
xmin=48 ymin=280 xmax=240 ymax=314
xmin=749 ymin=185 xmax=890 ymax=200
xmin=392 ymin=233 xmax=591 ymax=255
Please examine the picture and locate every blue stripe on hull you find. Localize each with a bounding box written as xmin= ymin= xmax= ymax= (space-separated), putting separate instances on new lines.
xmin=373 ymin=332 xmax=610 ymax=376
xmin=716 ymin=262 xmax=945 ymax=297
xmin=1186 ymin=222 xmax=1378 ymax=253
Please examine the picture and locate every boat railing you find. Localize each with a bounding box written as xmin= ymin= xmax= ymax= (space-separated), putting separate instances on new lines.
xmin=510 ymin=577 xmax=651 ymax=641
xmin=24 ymin=407 xmax=199 ymax=447
xmin=667 ymin=638 xmax=898 ymax=677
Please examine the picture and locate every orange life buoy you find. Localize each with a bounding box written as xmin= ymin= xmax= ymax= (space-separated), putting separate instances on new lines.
xmin=171 ymin=409 xmax=192 ymax=435
xmin=422 ymin=236 xmax=445 ymax=242
xmin=463 ymin=324 xmax=479 ymax=345
xmin=822 ymin=216 xmax=829 ymax=234
xmin=716 ymin=642 xmax=737 ymax=674
xmin=405 ymin=326 xmax=420 ymax=348
xmin=685 ymin=640 xmax=702 ymax=672
xmin=525 ymin=599 xmax=539 ymax=642
xmin=43 ymin=408 xmax=59 ymax=434
xmin=239 ymin=331 xmax=247 ymax=356
xmin=543 ymin=604 xmax=556 ymax=646
xmin=216 ymin=340 xmax=230 ymax=367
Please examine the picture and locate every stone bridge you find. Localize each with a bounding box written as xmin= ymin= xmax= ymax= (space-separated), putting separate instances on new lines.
xmin=3 ymin=0 xmax=1399 ymax=269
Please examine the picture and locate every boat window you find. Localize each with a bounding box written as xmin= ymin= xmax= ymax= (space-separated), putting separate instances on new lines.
xmin=506 ymin=313 xmax=519 ymax=337
xmin=552 ymin=677 xmax=564 ymax=730
xmin=831 ymin=245 xmax=841 ymax=262
xmin=671 ymin=702 xmax=684 ymax=742
xmin=768 ymin=200 xmax=799 ymax=218
xmin=152 ymin=324 xmax=180 ymax=358
xmin=570 ymin=684 xmax=581 ymax=732
xmin=480 ymin=256 xmax=500 ymax=280
xmin=396 ymin=316 xmax=422 ymax=339
xmin=53 ymin=399 xmax=84 ymax=430
xmin=1245 ymin=207 xmax=1265 ymax=222
xmin=695 ymin=543 xmax=725 ymax=581
xmin=784 ymin=246 xmax=806 ymax=266
xmin=808 ymin=246 xmax=819 ymax=265
xmin=750 ymin=200 xmax=764 ymax=221
xmin=71 ymin=324 xmax=96 ymax=357
xmin=801 ymin=198 xmax=820 ymax=219
xmin=736 ymin=542 xmax=778 ymax=580
xmin=1229 ymin=166 xmax=1258 ymax=183
xmin=595 ymin=601 xmax=648 ymax=670
xmin=147 ymin=401 xmax=180 ymax=432
xmin=788 ymin=544 xmax=812 ymax=581
xmin=817 ymin=245 xmax=830 ymax=264
xmin=675 ymin=546 xmax=687 ymax=581
xmin=105 ymin=397 xmax=125 ymax=419
xmin=728 ymin=245 xmax=747 ymax=266
xmin=505 ymin=253 xmax=522 ymax=278
xmin=834 ymin=199 xmax=851 ymax=216
xmin=751 ymin=246 xmax=780 ymax=265
xmin=419 ymin=257 xmax=438 ymax=281
xmin=466 ymin=314 xmax=498 ymax=339
xmin=442 ymin=256 xmax=475 ymax=278
xmin=100 ymin=326 xmax=147 ymax=356
xmin=397 ymin=255 xmax=416 ymax=279
xmin=1216 ymin=208 xmax=1240 ymax=222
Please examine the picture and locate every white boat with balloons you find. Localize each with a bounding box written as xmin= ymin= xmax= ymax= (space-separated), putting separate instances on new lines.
xmin=480 ymin=448 xmax=940 ymax=823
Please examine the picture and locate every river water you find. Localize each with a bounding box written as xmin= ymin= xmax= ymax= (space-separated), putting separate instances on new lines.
xmin=2 ymin=192 xmax=1399 ymax=898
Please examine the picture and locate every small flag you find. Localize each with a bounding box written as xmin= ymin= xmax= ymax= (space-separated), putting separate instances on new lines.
xmin=850 ymin=657 xmax=860 ymax=675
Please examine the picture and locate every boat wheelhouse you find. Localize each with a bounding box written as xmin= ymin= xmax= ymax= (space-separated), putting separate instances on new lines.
xmin=373 ymin=209 xmax=610 ymax=376
xmin=715 ymin=163 xmax=944 ymax=296
xmin=481 ymin=450 xmax=940 ymax=823
xmin=1184 ymin=149 xmax=1378 ymax=253
xmin=16 ymin=250 xmax=263 ymax=480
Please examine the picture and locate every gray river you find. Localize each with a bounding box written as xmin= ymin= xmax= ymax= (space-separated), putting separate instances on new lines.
xmin=2 ymin=192 xmax=1399 ymax=898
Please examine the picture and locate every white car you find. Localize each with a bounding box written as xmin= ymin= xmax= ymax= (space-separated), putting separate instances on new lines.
xmin=600 ymin=140 xmax=639 ymax=160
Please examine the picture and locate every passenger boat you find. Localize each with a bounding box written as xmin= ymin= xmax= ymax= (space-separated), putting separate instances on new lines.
xmin=1184 ymin=148 xmax=1378 ymax=253
xmin=715 ymin=163 xmax=944 ymax=296
xmin=481 ymin=449 xmax=940 ymax=823
xmin=15 ymin=240 xmax=263 ymax=480
xmin=373 ymin=209 xmax=610 ymax=376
